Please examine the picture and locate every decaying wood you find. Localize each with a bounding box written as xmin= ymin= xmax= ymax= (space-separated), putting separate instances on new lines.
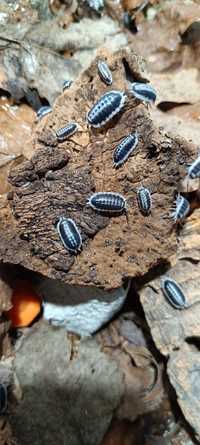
xmin=0 ymin=47 xmax=196 ymax=289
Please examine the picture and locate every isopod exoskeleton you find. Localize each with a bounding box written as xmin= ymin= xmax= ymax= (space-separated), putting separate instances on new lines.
xmin=57 ymin=217 xmax=82 ymax=254
xmin=97 ymin=60 xmax=112 ymax=86
xmin=113 ymin=132 xmax=138 ymax=168
xmin=170 ymin=194 xmax=190 ymax=223
xmin=56 ymin=123 xmax=78 ymax=142
xmin=136 ymin=186 xmax=152 ymax=216
xmin=87 ymin=192 xmax=126 ymax=214
xmin=36 ymin=106 xmax=52 ymax=120
xmin=130 ymin=82 xmax=157 ymax=104
xmin=161 ymin=277 xmax=187 ymax=309
xmin=187 ymin=154 xmax=200 ymax=179
xmin=87 ymin=90 xmax=127 ymax=128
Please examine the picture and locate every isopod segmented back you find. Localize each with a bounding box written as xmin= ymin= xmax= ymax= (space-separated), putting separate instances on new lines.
xmin=137 ymin=186 xmax=152 ymax=216
xmin=56 ymin=123 xmax=78 ymax=141
xmin=187 ymin=154 xmax=200 ymax=179
xmin=113 ymin=132 xmax=138 ymax=168
xmin=170 ymin=194 xmax=190 ymax=223
xmin=97 ymin=60 xmax=112 ymax=86
xmin=57 ymin=217 xmax=82 ymax=254
xmin=161 ymin=277 xmax=187 ymax=309
xmin=130 ymin=82 xmax=157 ymax=104
xmin=87 ymin=90 xmax=126 ymax=128
xmin=87 ymin=192 xmax=126 ymax=214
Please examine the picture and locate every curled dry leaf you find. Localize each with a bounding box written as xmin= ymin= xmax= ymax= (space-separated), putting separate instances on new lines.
xmin=140 ymin=209 xmax=200 ymax=438
xmin=96 ymin=316 xmax=163 ymax=422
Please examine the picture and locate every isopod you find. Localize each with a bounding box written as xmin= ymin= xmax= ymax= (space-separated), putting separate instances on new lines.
xmin=113 ymin=132 xmax=138 ymax=168
xmin=170 ymin=194 xmax=190 ymax=223
xmin=87 ymin=192 xmax=126 ymax=214
xmin=187 ymin=154 xmax=200 ymax=179
xmin=0 ymin=384 xmax=7 ymax=414
xmin=56 ymin=123 xmax=78 ymax=141
xmin=63 ymin=80 xmax=73 ymax=91
xmin=57 ymin=217 xmax=82 ymax=254
xmin=87 ymin=90 xmax=127 ymax=128
xmin=36 ymin=106 xmax=52 ymax=120
xmin=161 ymin=277 xmax=200 ymax=310
xmin=97 ymin=60 xmax=112 ymax=86
xmin=130 ymin=82 xmax=157 ymax=104
xmin=137 ymin=186 xmax=152 ymax=216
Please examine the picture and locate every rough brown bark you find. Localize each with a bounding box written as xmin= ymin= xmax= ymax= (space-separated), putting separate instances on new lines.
xmin=0 ymin=48 xmax=196 ymax=289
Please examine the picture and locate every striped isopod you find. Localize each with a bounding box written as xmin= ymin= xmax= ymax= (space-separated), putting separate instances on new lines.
xmin=130 ymin=82 xmax=157 ymax=104
xmin=97 ymin=60 xmax=112 ymax=86
xmin=63 ymin=80 xmax=73 ymax=91
xmin=137 ymin=186 xmax=152 ymax=216
xmin=56 ymin=123 xmax=78 ymax=142
xmin=57 ymin=217 xmax=82 ymax=254
xmin=187 ymin=154 xmax=200 ymax=179
xmin=113 ymin=131 xmax=138 ymax=168
xmin=87 ymin=192 xmax=126 ymax=214
xmin=87 ymin=90 xmax=127 ymax=128
xmin=0 ymin=384 xmax=7 ymax=414
xmin=161 ymin=277 xmax=200 ymax=310
xmin=36 ymin=106 xmax=52 ymax=120
xmin=170 ymin=194 xmax=190 ymax=223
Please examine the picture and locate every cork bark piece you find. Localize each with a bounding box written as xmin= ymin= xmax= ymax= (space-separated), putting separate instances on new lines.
xmin=1 ymin=48 xmax=195 ymax=289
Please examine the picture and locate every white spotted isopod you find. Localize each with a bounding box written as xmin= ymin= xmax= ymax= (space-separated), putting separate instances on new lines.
xmin=36 ymin=106 xmax=52 ymax=120
xmin=187 ymin=154 xmax=200 ymax=179
xmin=161 ymin=277 xmax=200 ymax=310
xmin=87 ymin=90 xmax=127 ymax=128
xmin=97 ymin=60 xmax=112 ymax=86
xmin=63 ymin=80 xmax=73 ymax=91
xmin=130 ymin=82 xmax=157 ymax=104
xmin=57 ymin=217 xmax=82 ymax=254
xmin=136 ymin=186 xmax=152 ymax=216
xmin=87 ymin=192 xmax=126 ymax=214
xmin=113 ymin=131 xmax=138 ymax=168
xmin=170 ymin=194 xmax=190 ymax=223
xmin=56 ymin=123 xmax=78 ymax=142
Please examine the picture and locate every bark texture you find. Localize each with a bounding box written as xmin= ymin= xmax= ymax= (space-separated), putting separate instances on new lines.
xmin=0 ymin=48 xmax=195 ymax=289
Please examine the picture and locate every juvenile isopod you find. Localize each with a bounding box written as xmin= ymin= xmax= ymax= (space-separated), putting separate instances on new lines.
xmin=87 ymin=192 xmax=126 ymax=214
xmin=170 ymin=194 xmax=190 ymax=223
xmin=187 ymin=154 xmax=200 ymax=179
xmin=113 ymin=132 xmax=138 ymax=168
xmin=57 ymin=217 xmax=82 ymax=254
xmin=130 ymin=82 xmax=157 ymax=104
xmin=0 ymin=384 xmax=7 ymax=414
xmin=63 ymin=80 xmax=73 ymax=91
xmin=161 ymin=277 xmax=200 ymax=310
xmin=36 ymin=106 xmax=52 ymax=120
xmin=136 ymin=186 xmax=152 ymax=216
xmin=87 ymin=90 xmax=127 ymax=128
xmin=97 ymin=60 xmax=112 ymax=86
xmin=56 ymin=123 xmax=78 ymax=142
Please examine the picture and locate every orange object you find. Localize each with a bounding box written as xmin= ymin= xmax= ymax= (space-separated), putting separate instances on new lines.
xmin=6 ymin=280 xmax=41 ymax=328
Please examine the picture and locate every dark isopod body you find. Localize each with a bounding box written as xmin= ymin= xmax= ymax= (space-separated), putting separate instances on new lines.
xmin=87 ymin=90 xmax=126 ymax=128
xmin=171 ymin=195 xmax=190 ymax=223
xmin=56 ymin=123 xmax=78 ymax=141
xmin=88 ymin=192 xmax=126 ymax=213
xmin=130 ymin=82 xmax=157 ymax=104
xmin=188 ymin=154 xmax=200 ymax=179
xmin=36 ymin=106 xmax=52 ymax=120
xmin=97 ymin=61 xmax=112 ymax=86
xmin=0 ymin=384 xmax=7 ymax=414
xmin=137 ymin=186 xmax=152 ymax=216
xmin=57 ymin=217 xmax=82 ymax=254
xmin=161 ymin=277 xmax=187 ymax=309
xmin=113 ymin=132 xmax=138 ymax=167
xmin=63 ymin=80 xmax=73 ymax=91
